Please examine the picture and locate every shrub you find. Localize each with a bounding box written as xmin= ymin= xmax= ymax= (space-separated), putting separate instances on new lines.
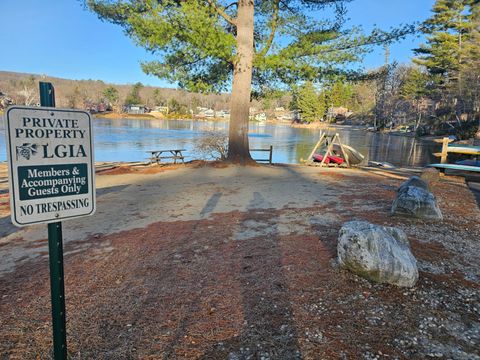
xmin=195 ymin=132 xmax=228 ymax=160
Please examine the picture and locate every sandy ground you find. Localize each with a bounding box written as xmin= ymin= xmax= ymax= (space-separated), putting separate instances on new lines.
xmin=0 ymin=162 xmax=479 ymax=359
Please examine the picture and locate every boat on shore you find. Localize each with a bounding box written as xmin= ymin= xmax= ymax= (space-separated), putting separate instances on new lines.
xmin=312 ymin=154 xmax=344 ymax=165
xmin=332 ymin=144 xmax=365 ymax=165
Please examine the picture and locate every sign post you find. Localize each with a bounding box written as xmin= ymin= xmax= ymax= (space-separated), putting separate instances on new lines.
xmin=41 ymin=82 xmax=67 ymax=360
xmin=4 ymin=82 xmax=95 ymax=360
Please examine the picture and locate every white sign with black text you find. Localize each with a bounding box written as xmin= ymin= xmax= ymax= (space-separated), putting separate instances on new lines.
xmin=4 ymin=106 xmax=95 ymax=226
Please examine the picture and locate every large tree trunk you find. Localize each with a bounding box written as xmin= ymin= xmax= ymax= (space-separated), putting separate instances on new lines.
xmin=227 ymin=0 xmax=255 ymax=164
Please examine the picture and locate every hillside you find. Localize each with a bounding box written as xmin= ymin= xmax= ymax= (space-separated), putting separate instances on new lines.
xmin=0 ymin=71 xmax=231 ymax=111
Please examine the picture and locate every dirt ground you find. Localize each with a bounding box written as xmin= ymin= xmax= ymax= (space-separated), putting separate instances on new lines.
xmin=0 ymin=162 xmax=479 ymax=360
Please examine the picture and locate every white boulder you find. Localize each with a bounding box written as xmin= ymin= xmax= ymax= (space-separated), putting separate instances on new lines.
xmin=338 ymin=221 xmax=418 ymax=287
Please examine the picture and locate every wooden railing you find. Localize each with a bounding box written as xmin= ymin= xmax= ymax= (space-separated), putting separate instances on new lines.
xmin=433 ymin=137 xmax=480 ymax=164
xmin=428 ymin=137 xmax=480 ymax=173
xmin=250 ymin=145 xmax=273 ymax=164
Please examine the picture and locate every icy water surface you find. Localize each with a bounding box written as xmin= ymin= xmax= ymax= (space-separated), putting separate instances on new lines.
xmin=0 ymin=118 xmax=437 ymax=167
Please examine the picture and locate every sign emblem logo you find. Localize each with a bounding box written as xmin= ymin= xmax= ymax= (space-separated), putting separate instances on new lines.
xmin=16 ymin=143 xmax=38 ymax=160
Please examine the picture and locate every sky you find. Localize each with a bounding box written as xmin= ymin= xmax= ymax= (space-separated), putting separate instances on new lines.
xmin=0 ymin=0 xmax=436 ymax=88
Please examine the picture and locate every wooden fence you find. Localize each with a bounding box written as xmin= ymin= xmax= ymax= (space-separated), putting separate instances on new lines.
xmin=250 ymin=145 xmax=273 ymax=164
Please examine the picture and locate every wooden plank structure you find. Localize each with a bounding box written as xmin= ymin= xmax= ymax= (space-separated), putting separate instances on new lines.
xmin=147 ymin=149 xmax=186 ymax=164
xmin=250 ymin=145 xmax=273 ymax=164
xmin=303 ymin=131 xmax=351 ymax=168
xmin=427 ymin=163 xmax=480 ymax=173
xmin=430 ymin=137 xmax=480 ymax=173
xmin=432 ymin=137 xmax=480 ymax=163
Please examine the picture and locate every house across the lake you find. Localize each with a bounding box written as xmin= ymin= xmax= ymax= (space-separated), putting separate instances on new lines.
xmin=85 ymin=101 xmax=110 ymax=114
xmin=154 ymin=106 xmax=169 ymax=114
xmin=125 ymin=104 xmax=147 ymax=114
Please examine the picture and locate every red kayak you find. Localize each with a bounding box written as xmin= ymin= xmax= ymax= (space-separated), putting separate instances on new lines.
xmin=313 ymin=154 xmax=344 ymax=165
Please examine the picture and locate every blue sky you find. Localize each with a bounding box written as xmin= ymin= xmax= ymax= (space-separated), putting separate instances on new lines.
xmin=0 ymin=0 xmax=435 ymax=87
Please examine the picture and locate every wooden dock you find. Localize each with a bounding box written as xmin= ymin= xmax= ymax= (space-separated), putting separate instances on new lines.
xmin=430 ymin=137 xmax=480 ymax=174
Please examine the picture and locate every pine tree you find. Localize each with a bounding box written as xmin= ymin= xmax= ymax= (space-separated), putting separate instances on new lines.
xmin=125 ymin=82 xmax=143 ymax=105
xmin=414 ymin=0 xmax=469 ymax=85
xmin=414 ymin=0 xmax=469 ymax=84
xmin=328 ymin=80 xmax=354 ymax=108
xmin=289 ymin=86 xmax=299 ymax=112
xmin=86 ymin=0 xmax=415 ymax=162
xmin=414 ymin=0 xmax=480 ymax=134
xmin=103 ymin=86 xmax=119 ymax=104
xmin=462 ymin=0 xmax=480 ymax=137
xmin=401 ymin=66 xmax=430 ymax=129
xmin=297 ymin=81 xmax=324 ymax=123
xmin=401 ymin=67 xmax=430 ymax=101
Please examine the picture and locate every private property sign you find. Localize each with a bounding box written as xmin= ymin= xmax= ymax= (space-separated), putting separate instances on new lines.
xmin=5 ymin=106 xmax=95 ymax=226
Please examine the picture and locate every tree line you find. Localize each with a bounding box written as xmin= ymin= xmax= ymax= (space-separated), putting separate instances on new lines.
xmin=0 ymin=71 xmax=231 ymax=113
xmin=289 ymin=0 xmax=480 ymax=139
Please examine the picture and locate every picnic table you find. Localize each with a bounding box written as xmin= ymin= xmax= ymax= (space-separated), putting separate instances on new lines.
xmin=147 ymin=149 xmax=186 ymax=165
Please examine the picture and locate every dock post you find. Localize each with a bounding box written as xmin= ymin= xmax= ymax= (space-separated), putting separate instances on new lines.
xmin=440 ymin=137 xmax=449 ymax=164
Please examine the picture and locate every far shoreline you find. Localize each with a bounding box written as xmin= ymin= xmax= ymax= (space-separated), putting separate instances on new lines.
xmin=93 ymin=112 xmax=445 ymax=142
xmin=94 ymin=111 xmax=359 ymax=129
xmin=0 ymin=110 xmax=447 ymax=145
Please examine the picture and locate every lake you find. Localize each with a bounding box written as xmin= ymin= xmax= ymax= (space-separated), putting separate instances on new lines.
xmin=0 ymin=118 xmax=438 ymax=167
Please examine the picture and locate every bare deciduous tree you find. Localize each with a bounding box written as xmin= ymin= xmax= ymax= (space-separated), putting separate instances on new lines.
xmin=17 ymin=75 xmax=37 ymax=106
xmin=195 ymin=132 xmax=228 ymax=160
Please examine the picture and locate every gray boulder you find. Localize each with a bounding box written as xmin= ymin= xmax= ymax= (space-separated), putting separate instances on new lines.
xmin=398 ymin=176 xmax=429 ymax=192
xmin=392 ymin=185 xmax=443 ymax=220
xmin=338 ymin=221 xmax=418 ymax=287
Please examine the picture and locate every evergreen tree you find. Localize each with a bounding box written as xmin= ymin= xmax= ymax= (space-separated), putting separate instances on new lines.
xmin=125 ymin=82 xmax=143 ymax=105
xmin=401 ymin=66 xmax=430 ymax=129
xmin=414 ymin=0 xmax=480 ymax=134
xmin=462 ymin=1 xmax=480 ymax=137
xmin=462 ymin=0 xmax=480 ymax=65
xmin=103 ymin=86 xmax=119 ymax=105
xmin=289 ymin=86 xmax=299 ymax=112
xmin=414 ymin=0 xmax=469 ymax=84
xmin=401 ymin=67 xmax=429 ymax=101
xmin=297 ymin=81 xmax=324 ymax=123
xmin=86 ymin=0 xmax=415 ymax=162
xmin=328 ymin=80 xmax=354 ymax=108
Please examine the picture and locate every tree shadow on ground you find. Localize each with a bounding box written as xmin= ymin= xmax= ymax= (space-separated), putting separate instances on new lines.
xmin=0 ymin=184 xmax=131 ymax=239
xmin=73 ymin=169 xmax=309 ymax=359
xmin=198 ymin=192 xmax=302 ymax=359
xmin=200 ymin=192 xmax=222 ymax=217
xmin=0 ymin=215 xmax=17 ymax=238
xmin=4 ymin=164 xmax=479 ymax=359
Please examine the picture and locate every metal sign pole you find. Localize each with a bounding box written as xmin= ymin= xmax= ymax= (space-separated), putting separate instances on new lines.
xmin=40 ymin=81 xmax=67 ymax=360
